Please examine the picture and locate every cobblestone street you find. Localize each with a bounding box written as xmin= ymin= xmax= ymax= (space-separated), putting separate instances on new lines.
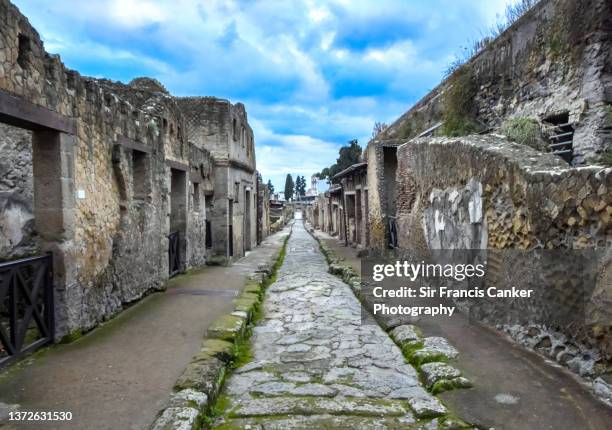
xmin=214 ymin=222 xmax=447 ymax=429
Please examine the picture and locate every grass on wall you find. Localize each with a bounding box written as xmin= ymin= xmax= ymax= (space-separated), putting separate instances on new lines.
xmin=501 ymin=117 xmax=547 ymax=151
xmin=440 ymin=67 xmax=479 ymax=137
xmin=600 ymin=149 xmax=612 ymax=167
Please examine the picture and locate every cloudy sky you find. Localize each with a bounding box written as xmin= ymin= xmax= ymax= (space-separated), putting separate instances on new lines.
xmin=14 ymin=0 xmax=513 ymax=190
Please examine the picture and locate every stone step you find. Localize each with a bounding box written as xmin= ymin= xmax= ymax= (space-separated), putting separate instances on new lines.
xmin=227 ymin=395 xmax=412 ymax=418
xmin=216 ymin=414 xmax=422 ymax=429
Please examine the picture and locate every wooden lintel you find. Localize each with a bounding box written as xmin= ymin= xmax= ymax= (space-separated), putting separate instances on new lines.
xmin=117 ymin=136 xmax=152 ymax=153
xmin=166 ymin=159 xmax=189 ymax=171
xmin=0 ymin=90 xmax=77 ymax=134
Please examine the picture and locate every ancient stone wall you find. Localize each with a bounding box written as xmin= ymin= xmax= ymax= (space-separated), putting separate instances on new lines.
xmin=364 ymin=141 xmax=401 ymax=251
xmin=395 ymin=134 xmax=612 ymax=375
xmin=177 ymin=97 xmax=257 ymax=263
xmin=379 ymin=0 xmax=612 ymax=166
xmin=257 ymin=177 xmax=271 ymax=244
xmin=177 ymin=97 xmax=255 ymax=170
xmin=0 ymin=0 xmax=258 ymax=336
xmin=0 ymin=123 xmax=35 ymax=260
xmin=187 ymin=143 xmax=215 ymax=267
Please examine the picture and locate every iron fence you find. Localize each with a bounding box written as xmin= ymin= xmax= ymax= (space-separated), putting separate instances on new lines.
xmin=0 ymin=254 xmax=54 ymax=368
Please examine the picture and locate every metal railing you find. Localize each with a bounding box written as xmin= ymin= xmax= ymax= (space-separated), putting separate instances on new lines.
xmin=0 ymin=254 xmax=54 ymax=368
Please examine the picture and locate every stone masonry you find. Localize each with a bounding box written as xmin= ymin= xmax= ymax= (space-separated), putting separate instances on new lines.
xmin=394 ymin=135 xmax=612 ymax=378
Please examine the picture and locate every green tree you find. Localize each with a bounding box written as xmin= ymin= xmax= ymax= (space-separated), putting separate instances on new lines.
xmin=266 ymin=179 xmax=275 ymax=194
xmin=317 ymin=139 xmax=362 ymax=182
xmin=336 ymin=139 xmax=362 ymax=171
xmin=284 ymin=174 xmax=294 ymax=201
xmin=295 ymin=175 xmax=307 ymax=198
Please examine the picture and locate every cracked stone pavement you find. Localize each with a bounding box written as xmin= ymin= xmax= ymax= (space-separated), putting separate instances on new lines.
xmin=214 ymin=222 xmax=447 ymax=429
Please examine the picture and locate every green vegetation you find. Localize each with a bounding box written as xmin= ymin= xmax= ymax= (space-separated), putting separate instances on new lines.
xmin=284 ymin=174 xmax=294 ymax=201
xmin=397 ymin=121 xmax=413 ymax=139
xmin=500 ymin=117 xmax=546 ymax=151
xmin=229 ymin=335 xmax=253 ymax=370
xmin=266 ymin=179 xmax=274 ymax=194
xmin=59 ymin=329 xmax=83 ymax=344
xmin=202 ymin=395 xmax=231 ymax=428
xmin=440 ymin=67 xmax=479 ymax=137
xmin=294 ymin=175 xmax=307 ymax=199
xmin=600 ymin=149 xmax=612 ymax=167
xmin=316 ymin=139 xmax=362 ymax=182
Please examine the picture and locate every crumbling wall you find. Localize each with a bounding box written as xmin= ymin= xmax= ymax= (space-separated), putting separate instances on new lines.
xmin=187 ymin=144 xmax=214 ymax=267
xmin=257 ymin=177 xmax=271 ymax=244
xmin=177 ymin=97 xmax=257 ymax=263
xmin=0 ymin=0 xmax=199 ymax=335
xmin=364 ymin=140 xmax=402 ymax=251
xmin=0 ymin=123 xmax=36 ymax=260
xmin=396 ymin=135 xmax=612 ymax=376
xmin=380 ymin=0 xmax=612 ymax=165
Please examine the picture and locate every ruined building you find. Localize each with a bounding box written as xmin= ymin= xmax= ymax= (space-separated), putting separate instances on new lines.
xmin=0 ymin=0 xmax=268 ymax=365
xmin=309 ymin=0 xmax=612 ymax=382
xmin=366 ymin=0 xmax=612 ymax=251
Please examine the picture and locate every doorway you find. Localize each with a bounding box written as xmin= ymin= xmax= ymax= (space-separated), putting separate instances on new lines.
xmin=169 ymin=168 xmax=187 ymax=276
xmin=244 ymin=188 xmax=251 ymax=252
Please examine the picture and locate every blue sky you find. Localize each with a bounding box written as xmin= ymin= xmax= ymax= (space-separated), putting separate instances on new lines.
xmin=13 ymin=0 xmax=513 ymax=191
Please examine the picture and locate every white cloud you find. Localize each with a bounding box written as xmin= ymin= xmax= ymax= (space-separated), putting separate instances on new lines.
xmin=13 ymin=0 xmax=516 ymax=184
xmin=108 ymin=0 xmax=165 ymax=28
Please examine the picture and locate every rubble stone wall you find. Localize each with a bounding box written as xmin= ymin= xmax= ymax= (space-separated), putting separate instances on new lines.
xmin=396 ymin=135 xmax=612 ymax=374
xmin=0 ymin=123 xmax=35 ymax=260
xmin=177 ymin=97 xmax=257 ymax=263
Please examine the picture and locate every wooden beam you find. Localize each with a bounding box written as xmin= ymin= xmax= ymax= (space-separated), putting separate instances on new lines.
xmin=0 ymin=90 xmax=77 ymax=134
xmin=166 ymin=159 xmax=189 ymax=171
xmin=117 ymin=136 xmax=152 ymax=153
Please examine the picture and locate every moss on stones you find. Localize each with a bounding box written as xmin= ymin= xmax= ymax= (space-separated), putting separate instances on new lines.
xmin=59 ymin=329 xmax=83 ymax=344
xmin=195 ymin=339 xmax=234 ymax=364
xmin=207 ymin=315 xmax=247 ymax=342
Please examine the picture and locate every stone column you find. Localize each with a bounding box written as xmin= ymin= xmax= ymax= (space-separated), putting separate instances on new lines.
xmin=32 ymin=130 xmax=77 ymax=338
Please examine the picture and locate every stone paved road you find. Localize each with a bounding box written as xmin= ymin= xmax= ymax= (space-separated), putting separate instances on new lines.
xmin=214 ymin=222 xmax=447 ymax=429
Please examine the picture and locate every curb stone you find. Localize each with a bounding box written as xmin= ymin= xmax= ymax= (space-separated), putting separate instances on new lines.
xmin=149 ymin=229 xmax=291 ymax=430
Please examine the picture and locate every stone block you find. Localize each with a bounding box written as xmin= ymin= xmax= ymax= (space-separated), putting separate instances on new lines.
xmin=174 ymin=357 xmax=226 ymax=398
xmin=207 ymin=314 xmax=247 ymax=341
xmin=243 ymin=281 xmax=262 ymax=295
xmin=194 ymin=339 xmax=234 ymax=363
xmin=420 ymin=362 xmax=462 ymax=389
xmin=150 ymin=407 xmax=199 ymax=430
xmin=166 ymin=389 xmax=208 ymax=410
xmin=411 ymin=337 xmax=459 ymax=364
xmin=390 ymin=324 xmax=423 ymax=345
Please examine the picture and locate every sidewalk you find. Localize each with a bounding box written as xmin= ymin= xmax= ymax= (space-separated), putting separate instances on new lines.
xmin=0 ymin=228 xmax=290 ymax=430
xmin=315 ymin=231 xmax=612 ymax=430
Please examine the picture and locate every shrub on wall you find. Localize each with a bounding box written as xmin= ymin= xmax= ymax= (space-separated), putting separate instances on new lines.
xmin=440 ymin=67 xmax=479 ymax=137
xmin=500 ymin=117 xmax=547 ymax=152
